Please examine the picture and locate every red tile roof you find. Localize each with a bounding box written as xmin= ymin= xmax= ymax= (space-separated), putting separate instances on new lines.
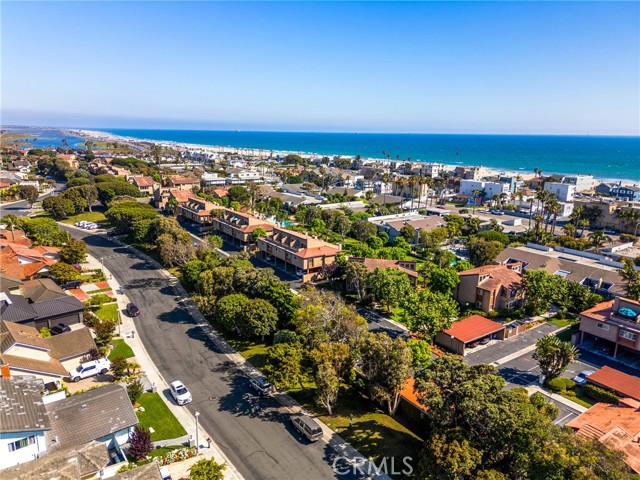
xmin=132 ymin=176 xmax=155 ymax=188
xmin=459 ymin=263 xmax=522 ymax=292
xmin=168 ymin=189 xmax=196 ymax=203
xmin=588 ymin=366 xmax=640 ymax=401
xmin=443 ymin=315 xmax=505 ymax=343
xmin=567 ymin=402 xmax=640 ymax=474
xmin=580 ymin=300 xmax=616 ymax=322
xmin=297 ymin=245 xmax=341 ymax=259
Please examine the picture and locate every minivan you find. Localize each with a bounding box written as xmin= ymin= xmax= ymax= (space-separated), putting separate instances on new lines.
xmin=291 ymin=415 xmax=323 ymax=442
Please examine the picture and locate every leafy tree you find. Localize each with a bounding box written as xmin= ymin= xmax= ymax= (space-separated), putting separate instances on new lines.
xmin=18 ymin=185 xmax=39 ymax=206
xmin=360 ymin=332 xmax=412 ymax=415
xmin=522 ymin=270 xmax=567 ymax=315
xmin=157 ymin=234 xmax=194 ymax=266
xmin=250 ymin=227 xmax=267 ymax=244
xmin=60 ymin=239 xmax=87 ymax=264
xmin=563 ymin=281 xmax=602 ymax=313
xmin=227 ymin=185 xmax=251 ymax=205
xmin=467 ymin=237 xmax=505 ymax=267
xmin=110 ymin=356 xmax=129 ymax=379
xmin=67 ymin=177 xmax=91 ymax=188
xmin=189 ymin=458 xmax=226 ymax=480
xmin=368 ymin=267 xmax=412 ymax=312
xmin=128 ymin=426 xmax=153 ymax=461
xmin=315 ymin=362 xmax=340 ymax=415
xmin=77 ymin=184 xmax=98 ymax=212
xmin=242 ymin=298 xmax=279 ymax=339
xmin=401 ymin=289 xmax=459 ymax=339
xmin=350 ymin=219 xmax=378 ymax=242
xmin=42 ymin=196 xmax=75 ymax=219
xmin=256 ymin=277 xmax=299 ymax=324
xmin=198 ymin=267 xmax=235 ymax=297
xmin=428 ymin=266 xmax=461 ymax=294
xmin=48 ymin=262 xmax=82 ymax=283
xmin=105 ymin=201 xmax=157 ymax=234
xmin=127 ymin=378 xmax=144 ymax=403
xmin=533 ymin=335 xmax=579 ymax=381
xmin=214 ymin=293 xmax=249 ymax=332
xmin=207 ymin=234 xmax=224 ymax=248
xmin=264 ymin=341 xmax=304 ymax=390
xmin=619 ymin=258 xmax=640 ymax=300
xmin=366 ymin=235 xmax=384 ymax=250
xmin=273 ymin=329 xmax=299 ymax=344
xmin=60 ymin=187 xmax=88 ymax=214
xmin=345 ymin=261 xmax=370 ymax=302
xmin=407 ymin=339 xmax=432 ymax=373
xmin=400 ymin=224 xmax=416 ymax=243
xmin=96 ymin=181 xmax=141 ymax=205
xmin=476 ymin=230 xmax=510 ymax=246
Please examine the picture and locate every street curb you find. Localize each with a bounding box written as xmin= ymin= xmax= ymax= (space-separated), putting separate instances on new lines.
xmin=72 ymin=226 xmax=390 ymax=480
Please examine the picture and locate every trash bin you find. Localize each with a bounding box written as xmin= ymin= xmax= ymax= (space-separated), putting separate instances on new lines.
xmin=188 ymin=435 xmax=196 ymax=448
xmin=150 ymin=383 xmax=157 ymax=393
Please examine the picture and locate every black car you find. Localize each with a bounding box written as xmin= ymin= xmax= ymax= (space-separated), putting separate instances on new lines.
xmin=127 ymin=303 xmax=140 ymax=317
xmin=50 ymin=323 xmax=71 ymax=335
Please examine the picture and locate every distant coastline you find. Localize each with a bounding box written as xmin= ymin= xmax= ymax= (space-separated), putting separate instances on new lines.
xmin=84 ymin=128 xmax=640 ymax=183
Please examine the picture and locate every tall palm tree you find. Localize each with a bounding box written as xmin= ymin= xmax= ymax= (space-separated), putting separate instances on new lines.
xmin=381 ymin=172 xmax=391 ymax=205
xmin=618 ymin=260 xmax=640 ymax=300
xmin=471 ymin=188 xmax=481 ymax=215
xmin=546 ymin=199 xmax=561 ymax=235
xmin=588 ymin=229 xmax=611 ymax=253
xmin=617 ymin=208 xmax=640 ymax=236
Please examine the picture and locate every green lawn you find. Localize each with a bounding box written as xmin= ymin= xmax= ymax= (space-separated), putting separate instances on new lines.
xmin=109 ymin=338 xmax=134 ymax=359
xmin=136 ymin=393 xmax=187 ymax=441
xmin=556 ymin=325 xmax=580 ymax=342
xmin=86 ymin=287 xmax=112 ymax=294
xmin=93 ymin=303 xmax=119 ymax=322
xmin=560 ymin=389 xmax=597 ymax=409
xmin=227 ymin=338 xmax=269 ymax=370
xmin=290 ymin=386 xmax=423 ymax=465
xmin=60 ymin=210 xmax=108 ymax=225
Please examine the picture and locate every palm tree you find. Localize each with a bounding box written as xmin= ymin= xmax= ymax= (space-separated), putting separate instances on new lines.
xmin=588 ymin=229 xmax=611 ymax=253
xmin=84 ymin=140 xmax=94 ymax=152
xmin=618 ymin=259 xmax=640 ymax=300
xmin=562 ymin=223 xmax=576 ymax=237
xmin=471 ymin=188 xmax=481 ymax=215
xmin=617 ymin=208 xmax=640 ymax=236
xmin=381 ymin=172 xmax=391 ymax=205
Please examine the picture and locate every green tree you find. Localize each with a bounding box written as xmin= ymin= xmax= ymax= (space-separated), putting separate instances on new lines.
xmin=48 ymin=262 xmax=82 ymax=283
xmin=94 ymin=319 xmax=116 ymax=349
xmin=400 ymin=224 xmax=415 ymax=243
xmin=407 ymin=339 xmax=432 ymax=373
xmin=214 ymin=293 xmax=250 ymax=332
xmin=78 ymin=184 xmax=98 ymax=212
xmin=401 ymin=289 xmax=459 ymax=339
xmin=522 ymin=270 xmax=567 ymax=315
xmin=59 ymin=239 xmax=87 ymax=264
xmin=619 ymin=258 xmax=640 ymax=300
xmin=18 ymin=185 xmax=39 ymax=207
xmin=467 ymin=237 xmax=505 ymax=267
xmin=588 ymin=229 xmax=612 ymax=253
xmin=42 ymin=196 xmax=75 ymax=219
xmin=345 ymin=261 xmax=370 ymax=302
xmin=368 ymin=267 xmax=412 ymax=312
xmin=314 ymin=362 xmax=340 ymax=415
xmin=60 ymin=187 xmax=88 ymax=214
xmin=241 ymin=298 xmax=279 ymax=339
xmin=207 ymin=234 xmax=224 ymax=249
xmin=350 ymin=219 xmax=378 ymax=242
xmin=19 ymin=217 xmax=67 ymax=245
xmin=533 ymin=335 xmax=579 ymax=381
xmin=366 ymin=235 xmax=384 ymax=250
xmin=264 ymin=341 xmax=304 ymax=390
xmin=227 ymin=185 xmax=251 ymax=205
xmin=250 ymin=227 xmax=267 ymax=244
xmin=256 ymin=277 xmax=299 ymax=324
xmin=427 ymin=266 xmax=461 ymax=294
xmin=189 ymin=458 xmax=226 ymax=480
xmin=360 ymin=333 xmax=413 ymax=415
xmin=127 ymin=378 xmax=144 ymax=403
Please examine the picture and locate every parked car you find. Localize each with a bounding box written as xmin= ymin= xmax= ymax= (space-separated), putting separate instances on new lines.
xmin=169 ymin=380 xmax=192 ymax=405
xmin=69 ymin=358 xmax=111 ymax=382
xmin=479 ymin=337 xmax=491 ymax=345
xmin=50 ymin=323 xmax=71 ymax=336
xmin=127 ymin=303 xmax=140 ymax=317
xmin=291 ymin=414 xmax=323 ymax=442
xmin=489 ymin=209 xmax=504 ymax=215
xmin=572 ymin=370 xmax=595 ymax=386
xmin=249 ymin=376 xmax=273 ymax=396
xmin=604 ymin=229 xmax=618 ymax=235
xmin=61 ymin=280 xmax=82 ymax=290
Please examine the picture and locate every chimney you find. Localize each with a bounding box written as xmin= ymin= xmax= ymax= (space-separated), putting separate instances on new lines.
xmin=1 ymin=364 xmax=10 ymax=378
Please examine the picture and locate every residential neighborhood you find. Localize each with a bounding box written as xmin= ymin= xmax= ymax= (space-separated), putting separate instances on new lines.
xmin=1 ymin=132 xmax=639 ymax=480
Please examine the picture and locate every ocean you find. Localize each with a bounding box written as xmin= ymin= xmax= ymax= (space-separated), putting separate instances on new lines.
xmin=101 ymin=129 xmax=640 ymax=182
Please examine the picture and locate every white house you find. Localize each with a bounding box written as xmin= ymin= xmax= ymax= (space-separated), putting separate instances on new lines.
xmin=544 ymin=182 xmax=576 ymax=202
xmin=202 ymin=172 xmax=227 ymax=187
xmin=0 ymin=377 xmax=51 ymax=470
xmin=459 ymin=179 xmax=510 ymax=198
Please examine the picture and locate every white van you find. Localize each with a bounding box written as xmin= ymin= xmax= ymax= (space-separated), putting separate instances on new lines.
xmin=291 ymin=415 xmax=323 ymax=442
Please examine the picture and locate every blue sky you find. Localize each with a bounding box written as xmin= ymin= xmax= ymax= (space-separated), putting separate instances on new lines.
xmin=2 ymin=1 xmax=638 ymax=135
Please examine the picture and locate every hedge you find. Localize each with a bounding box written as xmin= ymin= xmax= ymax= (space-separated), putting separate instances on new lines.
xmin=583 ymin=383 xmax=620 ymax=404
xmin=546 ymin=377 xmax=576 ymax=393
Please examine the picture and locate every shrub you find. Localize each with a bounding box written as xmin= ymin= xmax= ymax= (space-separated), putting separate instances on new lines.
xmin=584 ymin=383 xmax=620 ymax=403
xmin=89 ymin=293 xmax=112 ymax=306
xmin=128 ymin=426 xmax=153 ymax=461
xmin=111 ymin=356 xmax=128 ymax=380
xmin=39 ymin=327 xmax=51 ymax=338
xmin=127 ymin=378 xmax=144 ymax=404
xmin=546 ymin=377 xmax=575 ymax=393
xmin=619 ymin=233 xmax=637 ymax=244
xmin=273 ymin=329 xmax=299 ymax=344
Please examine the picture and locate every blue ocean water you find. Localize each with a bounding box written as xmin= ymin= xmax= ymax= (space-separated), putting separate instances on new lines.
xmin=102 ymin=129 xmax=640 ymax=181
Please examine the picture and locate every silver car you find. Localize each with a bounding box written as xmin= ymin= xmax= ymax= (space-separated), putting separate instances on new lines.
xmin=572 ymin=370 xmax=595 ymax=386
xmin=169 ymin=380 xmax=192 ymax=405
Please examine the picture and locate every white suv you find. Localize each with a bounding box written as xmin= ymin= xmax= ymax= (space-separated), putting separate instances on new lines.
xmin=169 ymin=380 xmax=192 ymax=405
xmin=69 ymin=358 xmax=111 ymax=382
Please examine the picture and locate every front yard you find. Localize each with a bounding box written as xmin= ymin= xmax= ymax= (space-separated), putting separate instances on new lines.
xmin=60 ymin=209 xmax=108 ymax=225
xmin=109 ymin=338 xmax=134 ymax=359
xmin=93 ymin=302 xmax=119 ymax=322
xmin=136 ymin=392 xmax=187 ymax=442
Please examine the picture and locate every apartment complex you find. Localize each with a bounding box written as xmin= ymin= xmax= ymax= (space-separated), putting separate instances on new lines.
xmin=579 ymin=297 xmax=640 ymax=358
xmin=455 ymin=263 xmax=524 ymax=313
xmin=211 ymin=209 xmax=274 ymax=244
xmin=177 ymin=197 xmax=219 ymax=233
xmin=257 ymin=227 xmax=341 ymax=281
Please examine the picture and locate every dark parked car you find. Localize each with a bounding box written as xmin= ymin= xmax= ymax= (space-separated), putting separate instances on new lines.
xmin=127 ymin=303 xmax=140 ymax=317
xmin=61 ymin=280 xmax=82 ymax=290
xmin=479 ymin=337 xmax=491 ymax=345
xmin=50 ymin=323 xmax=71 ymax=335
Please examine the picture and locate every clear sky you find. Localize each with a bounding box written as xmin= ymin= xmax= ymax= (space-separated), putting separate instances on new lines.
xmin=1 ymin=1 xmax=638 ymax=135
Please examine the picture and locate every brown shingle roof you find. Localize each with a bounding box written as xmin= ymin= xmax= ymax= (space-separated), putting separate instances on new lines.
xmin=0 ymin=377 xmax=51 ymax=433
xmin=443 ymin=315 xmax=505 ymax=343
xmin=168 ymin=189 xmax=196 ymax=203
xmin=46 ymin=327 xmax=97 ymax=361
xmin=587 ymin=366 xmax=640 ymax=401
xmin=0 ymin=353 xmax=68 ymax=376
xmin=350 ymin=258 xmax=419 ymax=278
xmin=20 ymin=278 xmax=66 ymax=303
xmin=459 ymin=264 xmax=523 ymax=292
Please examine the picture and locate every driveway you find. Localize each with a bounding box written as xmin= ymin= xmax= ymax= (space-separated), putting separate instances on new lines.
xmin=62 ymin=226 xmax=361 ymax=480
xmin=356 ymin=308 xmax=409 ymax=339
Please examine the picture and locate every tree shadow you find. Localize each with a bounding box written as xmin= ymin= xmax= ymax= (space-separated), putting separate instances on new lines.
xmin=497 ymin=366 xmax=538 ymax=386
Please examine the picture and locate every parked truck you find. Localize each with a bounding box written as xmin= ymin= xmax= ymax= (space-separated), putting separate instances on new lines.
xmin=69 ymin=358 xmax=111 ymax=382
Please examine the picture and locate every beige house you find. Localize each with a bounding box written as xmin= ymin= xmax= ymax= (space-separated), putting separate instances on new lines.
xmin=130 ymin=176 xmax=157 ymax=195
xmin=0 ymin=321 xmax=95 ymax=383
xmin=257 ymin=227 xmax=341 ymax=282
xmin=211 ymin=209 xmax=274 ymax=244
xmin=579 ymin=297 xmax=640 ymax=358
xmin=455 ymin=263 xmax=524 ymax=313
xmin=177 ymin=197 xmax=218 ymax=232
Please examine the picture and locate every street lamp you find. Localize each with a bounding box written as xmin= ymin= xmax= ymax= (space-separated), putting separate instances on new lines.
xmin=195 ymin=412 xmax=200 ymax=452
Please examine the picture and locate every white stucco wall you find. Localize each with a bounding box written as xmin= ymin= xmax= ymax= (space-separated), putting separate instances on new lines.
xmin=0 ymin=431 xmax=47 ymax=470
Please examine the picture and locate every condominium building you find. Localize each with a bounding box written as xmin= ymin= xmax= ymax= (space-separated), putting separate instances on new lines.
xmin=257 ymin=227 xmax=341 ymax=281
xmin=579 ymin=297 xmax=640 ymax=358
xmin=177 ymin=197 xmax=220 ymax=233
xmin=211 ymin=209 xmax=274 ymax=244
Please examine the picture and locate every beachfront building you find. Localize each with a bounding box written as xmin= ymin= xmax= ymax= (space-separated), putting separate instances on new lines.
xmin=562 ymin=175 xmax=594 ymax=192
xmin=202 ymin=172 xmax=227 ymax=187
xmin=459 ymin=179 xmax=510 ymax=201
xmin=211 ymin=208 xmax=274 ymax=244
xmin=544 ymin=182 xmax=576 ymax=202
xmin=610 ymin=185 xmax=640 ymax=202
xmin=256 ymin=227 xmax=341 ymax=282
xmin=578 ymin=297 xmax=640 ymax=359
xmin=573 ymin=200 xmax=640 ymax=235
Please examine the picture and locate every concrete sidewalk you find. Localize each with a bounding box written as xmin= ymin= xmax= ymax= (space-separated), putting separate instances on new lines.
xmin=82 ymin=251 xmax=244 ymax=480
xmin=525 ymin=385 xmax=588 ymax=414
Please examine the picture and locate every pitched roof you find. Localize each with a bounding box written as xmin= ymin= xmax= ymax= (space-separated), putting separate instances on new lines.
xmin=297 ymin=245 xmax=341 ymax=259
xmin=46 ymin=327 xmax=96 ymax=361
xmin=0 ymin=273 xmax=23 ymax=292
xmin=112 ymin=462 xmax=163 ymax=480
xmin=46 ymin=384 xmax=138 ymax=447
xmin=168 ymin=188 xmax=196 ymax=203
xmin=580 ymin=300 xmax=616 ymax=323
xmin=443 ymin=315 xmax=505 ymax=343
xmin=1 ymin=319 xmax=50 ymax=351
xmin=132 ymin=176 xmax=155 ymax=187
xmin=0 ymin=294 xmax=37 ymax=323
xmin=0 ymin=353 xmax=69 ymax=376
xmin=350 ymin=257 xmax=419 ymax=278
xmin=460 ymin=263 xmax=523 ymax=292
xmin=587 ymin=366 xmax=640 ymax=401
xmin=2 ymin=441 xmax=110 ymax=480
xmin=20 ymin=278 xmax=66 ymax=303
xmin=30 ymin=295 xmax=85 ymax=319
xmin=0 ymin=377 xmax=51 ymax=433
xmin=567 ymin=402 xmax=640 ymax=474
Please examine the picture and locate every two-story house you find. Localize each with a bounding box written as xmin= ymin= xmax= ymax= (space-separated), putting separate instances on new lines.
xmin=455 ymin=263 xmax=524 ymax=313
xmin=211 ymin=208 xmax=274 ymax=244
xmin=177 ymin=197 xmax=219 ymax=233
xmin=0 ymin=377 xmax=51 ymax=470
xmin=129 ymin=176 xmax=157 ymax=196
xmin=347 ymin=258 xmax=419 ymax=287
xmin=578 ymin=297 xmax=640 ymax=358
xmin=257 ymin=227 xmax=341 ymax=282
xmin=610 ymin=185 xmax=640 ymax=202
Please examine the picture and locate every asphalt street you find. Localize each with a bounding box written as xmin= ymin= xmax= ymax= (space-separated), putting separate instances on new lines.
xmin=0 ymin=183 xmax=64 ymax=218
xmin=62 ymin=227 xmax=362 ymax=480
